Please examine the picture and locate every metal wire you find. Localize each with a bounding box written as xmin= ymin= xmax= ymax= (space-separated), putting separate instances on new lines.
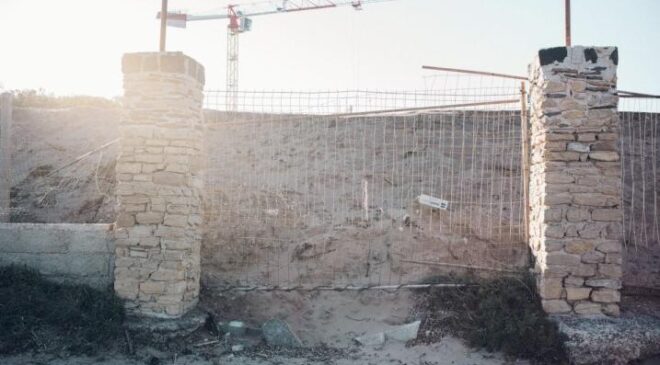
xmin=204 ymin=77 xmax=526 ymax=290
xmin=620 ymin=97 xmax=660 ymax=248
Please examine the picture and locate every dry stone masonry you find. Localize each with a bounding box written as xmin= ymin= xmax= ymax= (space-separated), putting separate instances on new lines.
xmin=114 ymin=52 xmax=205 ymax=318
xmin=528 ymin=46 xmax=622 ymax=316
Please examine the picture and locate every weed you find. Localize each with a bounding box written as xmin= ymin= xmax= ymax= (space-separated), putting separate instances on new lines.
xmin=0 ymin=265 xmax=124 ymax=355
xmin=414 ymin=274 xmax=567 ymax=364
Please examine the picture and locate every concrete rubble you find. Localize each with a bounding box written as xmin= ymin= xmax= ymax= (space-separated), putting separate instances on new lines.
xmin=354 ymin=320 xmax=421 ymax=347
xmin=262 ymin=319 xmax=303 ymax=347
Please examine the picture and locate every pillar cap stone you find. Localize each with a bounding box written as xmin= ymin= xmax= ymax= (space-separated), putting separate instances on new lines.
xmin=530 ymin=46 xmax=618 ymax=84
xmin=122 ymin=52 xmax=205 ymax=86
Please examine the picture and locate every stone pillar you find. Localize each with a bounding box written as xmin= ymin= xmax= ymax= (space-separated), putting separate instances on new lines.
xmin=528 ymin=46 xmax=622 ymax=316
xmin=114 ymin=52 xmax=205 ymax=318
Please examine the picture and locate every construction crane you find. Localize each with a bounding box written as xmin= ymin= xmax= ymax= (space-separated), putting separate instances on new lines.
xmin=158 ymin=0 xmax=394 ymax=111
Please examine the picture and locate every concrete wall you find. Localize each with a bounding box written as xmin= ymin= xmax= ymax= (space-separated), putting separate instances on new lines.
xmin=0 ymin=223 xmax=114 ymax=288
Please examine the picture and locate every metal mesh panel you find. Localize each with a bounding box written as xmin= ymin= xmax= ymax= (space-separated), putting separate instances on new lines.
xmin=203 ymin=79 xmax=526 ymax=289
xmin=620 ymin=98 xmax=660 ymax=248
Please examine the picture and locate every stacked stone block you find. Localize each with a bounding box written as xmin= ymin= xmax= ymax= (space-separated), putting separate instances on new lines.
xmin=114 ymin=52 xmax=205 ymax=318
xmin=528 ymin=46 xmax=622 ymax=316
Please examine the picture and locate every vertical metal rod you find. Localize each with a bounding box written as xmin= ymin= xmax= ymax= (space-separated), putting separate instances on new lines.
xmin=565 ymin=0 xmax=571 ymax=46
xmin=519 ymin=82 xmax=530 ymax=243
xmin=160 ymin=0 xmax=168 ymax=51
xmin=0 ymin=93 xmax=12 ymax=222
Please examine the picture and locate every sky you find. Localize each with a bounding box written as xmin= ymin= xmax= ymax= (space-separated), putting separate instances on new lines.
xmin=0 ymin=0 xmax=658 ymax=98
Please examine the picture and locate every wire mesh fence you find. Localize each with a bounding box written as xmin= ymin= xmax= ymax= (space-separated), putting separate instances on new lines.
xmin=204 ymin=89 xmax=520 ymax=115
xmin=620 ymin=97 xmax=660 ymax=248
xmin=203 ymin=75 xmax=527 ymax=289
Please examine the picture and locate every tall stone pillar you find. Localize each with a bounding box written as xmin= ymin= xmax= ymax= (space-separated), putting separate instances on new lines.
xmin=114 ymin=52 xmax=205 ymax=318
xmin=528 ymin=46 xmax=622 ymax=316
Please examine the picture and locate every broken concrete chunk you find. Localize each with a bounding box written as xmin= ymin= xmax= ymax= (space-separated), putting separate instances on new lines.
xmin=227 ymin=321 xmax=246 ymax=336
xmin=354 ymin=332 xmax=386 ymax=347
xmin=385 ymin=320 xmax=421 ymax=342
xmin=262 ymin=319 xmax=303 ymax=347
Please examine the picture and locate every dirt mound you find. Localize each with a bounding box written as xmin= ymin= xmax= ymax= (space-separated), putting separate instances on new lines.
xmin=10 ymin=106 xmax=119 ymax=223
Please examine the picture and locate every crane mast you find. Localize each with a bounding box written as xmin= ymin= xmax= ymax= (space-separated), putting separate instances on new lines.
xmin=226 ymin=6 xmax=240 ymax=112
xmin=159 ymin=0 xmax=395 ymax=111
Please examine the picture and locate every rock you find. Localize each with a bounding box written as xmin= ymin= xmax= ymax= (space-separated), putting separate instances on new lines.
xmin=231 ymin=344 xmax=244 ymax=352
xmin=539 ymin=277 xmax=564 ymax=299
xmin=602 ymin=304 xmax=620 ymax=317
xmin=591 ymin=289 xmax=620 ymax=303
xmin=542 ymin=299 xmax=572 ymax=314
xmin=564 ymin=276 xmax=585 ymax=287
xmin=385 ymin=321 xmax=421 ymax=342
xmin=581 ymin=250 xmax=605 ymax=264
xmin=589 ymin=151 xmax=619 ymax=161
xmin=598 ymin=264 xmax=622 ymax=277
xmin=596 ymin=240 xmax=621 ymax=253
xmin=262 ymin=319 xmax=303 ymax=347
xmin=546 ymin=252 xmax=582 ymax=266
xmin=354 ymin=332 xmax=386 ymax=347
xmin=573 ymin=301 xmax=602 ymax=316
xmin=227 ymin=321 xmax=246 ymax=336
xmin=125 ymin=307 xmax=208 ymax=343
xmin=566 ymin=287 xmax=591 ymax=301
xmin=565 ymin=240 xmax=595 ymax=254
xmin=585 ymin=278 xmax=621 ymax=289
xmin=567 ymin=142 xmax=590 ymax=153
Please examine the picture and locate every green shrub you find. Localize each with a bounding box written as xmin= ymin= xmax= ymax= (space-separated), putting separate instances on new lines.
xmin=417 ymin=274 xmax=567 ymax=364
xmin=0 ymin=265 xmax=124 ymax=354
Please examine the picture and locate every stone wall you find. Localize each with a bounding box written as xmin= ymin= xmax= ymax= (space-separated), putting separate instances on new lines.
xmin=0 ymin=223 xmax=114 ymax=288
xmin=113 ymin=52 xmax=205 ymax=318
xmin=528 ymin=46 xmax=623 ymax=316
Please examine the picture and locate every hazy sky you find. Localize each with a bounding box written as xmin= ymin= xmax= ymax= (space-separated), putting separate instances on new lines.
xmin=0 ymin=0 xmax=658 ymax=97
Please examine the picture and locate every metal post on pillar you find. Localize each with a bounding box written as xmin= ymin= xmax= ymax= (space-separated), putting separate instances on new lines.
xmin=160 ymin=0 xmax=168 ymax=51
xmin=0 ymin=92 xmax=12 ymax=222
xmin=565 ymin=0 xmax=571 ymax=46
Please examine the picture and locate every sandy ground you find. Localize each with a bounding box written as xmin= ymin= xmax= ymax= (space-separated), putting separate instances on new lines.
xmin=1 ymin=288 xmax=532 ymax=365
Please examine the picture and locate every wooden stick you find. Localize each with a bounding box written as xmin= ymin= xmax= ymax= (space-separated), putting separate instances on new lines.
xmin=520 ymin=82 xmax=530 ymax=243
xmin=400 ymin=258 xmax=524 ymax=274
xmin=617 ymin=90 xmax=660 ymax=99
xmin=422 ymin=65 xmax=527 ymax=81
xmin=209 ymin=283 xmax=470 ymax=292
xmin=334 ymin=99 xmax=519 ymax=118
xmin=193 ymin=340 xmax=221 ymax=347
xmin=124 ymin=329 xmax=134 ymax=355
xmin=46 ymin=138 xmax=119 ymax=177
